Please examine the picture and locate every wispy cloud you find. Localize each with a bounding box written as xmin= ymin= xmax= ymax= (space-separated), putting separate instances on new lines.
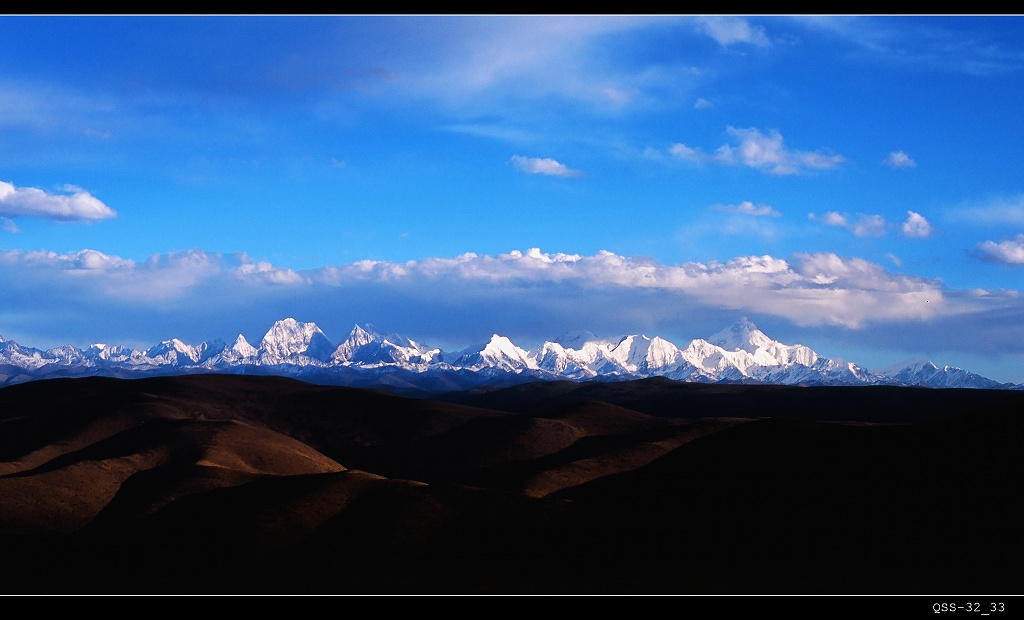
xmin=976 ymin=235 xmax=1024 ymax=265
xmin=809 ymin=211 xmax=887 ymax=237
xmin=885 ymin=150 xmax=917 ymax=168
xmin=402 ymin=16 xmax=689 ymax=112
xmin=84 ymin=128 xmax=112 ymax=140
xmin=694 ymin=16 xmax=770 ymax=47
xmin=851 ymin=214 xmax=887 ymax=238
xmin=510 ymin=155 xmax=582 ymax=177
xmin=811 ymin=211 xmax=849 ymax=227
xmin=794 ymin=16 xmax=1024 ymax=77
xmin=671 ymin=127 xmax=845 ymax=175
xmin=668 ymin=143 xmax=704 ymax=162
xmin=901 ymin=211 xmax=934 ymax=237
xmin=0 ymin=181 xmax=116 ymax=222
xmin=950 ymin=196 xmax=1024 ymax=226
xmin=694 ymin=97 xmax=714 ymax=109
xmin=712 ymin=201 xmax=781 ymax=217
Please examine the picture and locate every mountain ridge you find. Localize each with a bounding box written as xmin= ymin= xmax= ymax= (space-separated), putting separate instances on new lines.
xmin=0 ymin=317 xmax=1016 ymax=392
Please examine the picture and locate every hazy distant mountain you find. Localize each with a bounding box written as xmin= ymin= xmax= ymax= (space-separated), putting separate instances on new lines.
xmin=878 ymin=358 xmax=1005 ymax=389
xmin=0 ymin=318 xmax=1017 ymax=391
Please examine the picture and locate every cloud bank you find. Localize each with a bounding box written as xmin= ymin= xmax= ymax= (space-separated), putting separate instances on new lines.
xmin=2 ymin=246 xmax=1020 ymax=364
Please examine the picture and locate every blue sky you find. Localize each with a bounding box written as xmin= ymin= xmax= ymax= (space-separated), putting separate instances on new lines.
xmin=3 ymin=15 xmax=1024 ymax=382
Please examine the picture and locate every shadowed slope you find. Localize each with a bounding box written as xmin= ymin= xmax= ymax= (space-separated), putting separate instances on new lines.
xmin=0 ymin=373 xmax=1021 ymax=594
xmin=551 ymin=406 xmax=1024 ymax=593
xmin=0 ymin=415 xmax=344 ymax=536
xmin=441 ymin=376 xmax=1024 ymax=423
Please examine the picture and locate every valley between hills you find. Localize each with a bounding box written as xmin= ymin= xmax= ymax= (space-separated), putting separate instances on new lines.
xmin=0 ymin=373 xmax=1021 ymax=595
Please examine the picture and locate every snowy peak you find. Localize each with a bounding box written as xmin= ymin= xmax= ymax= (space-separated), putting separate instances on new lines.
xmin=231 ymin=334 xmax=257 ymax=357
xmin=332 ymin=324 xmax=378 ymax=363
xmin=704 ymin=318 xmax=820 ymax=369
xmin=258 ymin=318 xmax=334 ymax=363
xmin=145 ymin=338 xmax=204 ymax=364
xmin=605 ymin=334 xmax=683 ymax=372
xmin=0 ymin=317 xmax=1016 ymax=390
xmin=346 ymin=324 xmax=378 ymax=348
xmin=645 ymin=336 xmax=683 ymax=369
xmin=85 ymin=343 xmax=135 ymax=362
xmin=331 ymin=324 xmax=437 ymax=366
xmin=480 ymin=334 xmax=534 ymax=367
xmin=214 ymin=334 xmax=258 ymax=363
xmin=447 ymin=334 xmax=536 ymax=371
xmin=880 ymin=359 xmax=1002 ymax=389
xmin=708 ymin=317 xmax=773 ymax=354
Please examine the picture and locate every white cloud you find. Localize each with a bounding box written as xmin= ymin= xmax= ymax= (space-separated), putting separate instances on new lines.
xmin=694 ymin=16 xmax=770 ymax=47
xmin=712 ymin=201 xmax=781 ymax=217
xmin=694 ymin=97 xmax=714 ymax=109
xmin=510 ymin=155 xmax=582 ymax=177
xmin=726 ymin=127 xmax=845 ymax=175
xmin=671 ymin=127 xmax=844 ymax=175
xmin=901 ymin=211 xmax=934 ymax=238
xmin=808 ymin=211 xmax=849 ymax=227
xmin=0 ymin=181 xmax=116 ymax=221
xmin=885 ymin=150 xmax=917 ymax=168
xmin=976 ymin=235 xmax=1024 ymax=265
xmin=809 ymin=211 xmax=888 ymax=237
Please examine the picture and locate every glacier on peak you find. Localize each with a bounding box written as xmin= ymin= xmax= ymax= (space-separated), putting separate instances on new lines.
xmin=708 ymin=317 xmax=773 ymax=353
xmin=442 ymin=334 xmax=536 ymax=371
xmin=258 ymin=318 xmax=334 ymax=363
xmin=332 ymin=323 xmax=438 ymax=367
xmin=216 ymin=334 xmax=258 ymax=362
xmin=0 ymin=316 xmax=1015 ymax=390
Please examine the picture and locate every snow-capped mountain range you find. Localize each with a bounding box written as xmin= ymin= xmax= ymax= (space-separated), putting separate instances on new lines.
xmin=0 ymin=317 xmax=1017 ymax=392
